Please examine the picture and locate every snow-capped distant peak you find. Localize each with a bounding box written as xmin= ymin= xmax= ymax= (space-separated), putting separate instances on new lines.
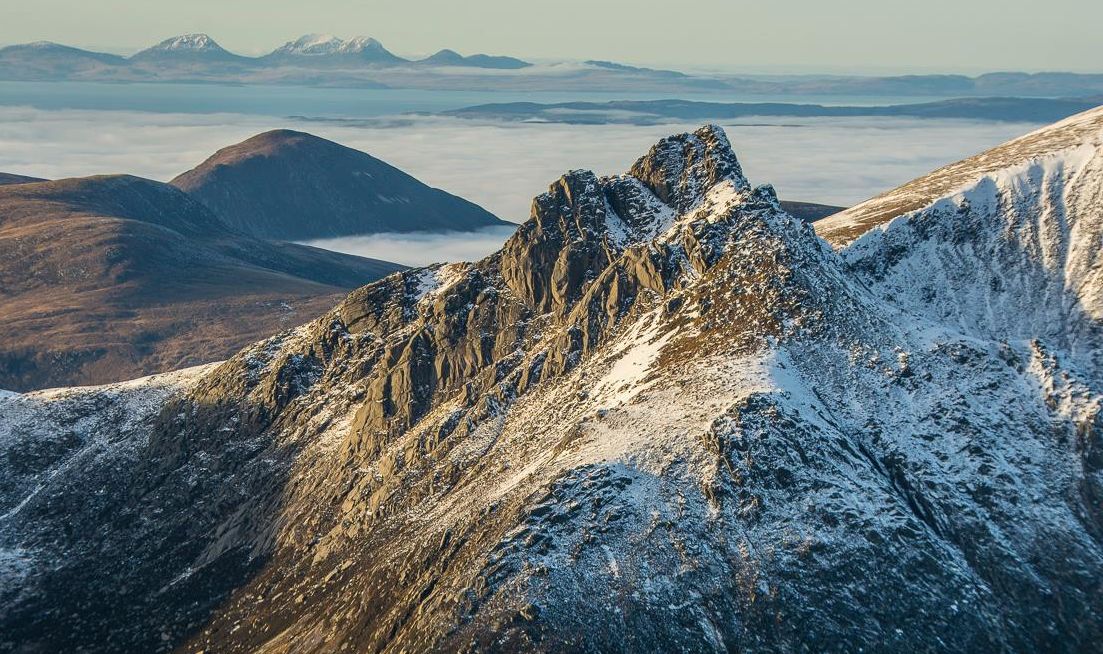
xmin=271 ymin=34 xmax=399 ymax=59
xmin=275 ymin=34 xmax=347 ymax=55
xmin=340 ymin=36 xmax=385 ymax=53
xmin=154 ymin=34 xmax=220 ymax=51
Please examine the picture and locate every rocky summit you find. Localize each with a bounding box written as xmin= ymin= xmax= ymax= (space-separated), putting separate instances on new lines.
xmin=2 ymin=115 xmax=1102 ymax=652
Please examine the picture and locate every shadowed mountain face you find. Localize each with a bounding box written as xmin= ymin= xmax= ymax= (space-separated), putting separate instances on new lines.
xmin=2 ymin=115 xmax=1101 ymax=652
xmin=420 ymin=48 xmax=532 ymax=69
xmin=0 ymin=175 xmax=403 ymax=391
xmin=0 ymin=42 xmax=125 ymax=79
xmin=0 ymin=173 xmax=46 ymax=186
xmin=170 ymin=129 xmax=509 ymax=240
xmin=778 ymin=200 xmax=843 ymax=222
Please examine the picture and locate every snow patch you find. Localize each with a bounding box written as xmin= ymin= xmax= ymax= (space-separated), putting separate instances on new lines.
xmin=590 ymin=319 xmax=674 ymax=408
xmin=411 ymin=263 xmax=470 ymax=303
xmin=153 ymin=34 xmax=219 ymax=52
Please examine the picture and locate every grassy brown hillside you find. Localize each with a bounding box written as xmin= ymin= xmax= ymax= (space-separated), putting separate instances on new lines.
xmin=171 ymin=129 xmax=508 ymax=240
xmin=0 ymin=174 xmax=403 ymax=391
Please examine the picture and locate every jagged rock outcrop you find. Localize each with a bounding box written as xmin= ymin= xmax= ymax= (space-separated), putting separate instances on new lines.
xmin=629 ymin=124 xmax=751 ymax=211
xmin=3 ymin=116 xmax=1103 ymax=653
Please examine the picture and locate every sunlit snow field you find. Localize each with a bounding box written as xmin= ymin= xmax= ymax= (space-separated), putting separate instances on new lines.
xmin=0 ymin=83 xmax=1045 ymax=265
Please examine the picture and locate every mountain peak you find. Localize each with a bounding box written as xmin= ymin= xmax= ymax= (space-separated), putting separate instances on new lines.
xmin=629 ymin=123 xmax=751 ymax=213
xmin=277 ymin=33 xmax=344 ymax=55
xmin=221 ymin=128 xmax=318 ymax=152
xmin=270 ymin=34 xmax=403 ymax=62
xmin=130 ymin=33 xmax=241 ymax=62
xmin=151 ymin=33 xmax=221 ymax=51
xmin=425 ymin=48 xmax=464 ymax=63
xmin=342 ymin=36 xmax=386 ymax=52
xmin=419 ymin=48 xmax=531 ymax=69
xmin=499 ymin=124 xmax=794 ymax=314
xmin=170 ymin=129 xmax=504 ymax=240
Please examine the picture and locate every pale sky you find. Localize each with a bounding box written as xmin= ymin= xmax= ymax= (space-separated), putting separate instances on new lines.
xmin=3 ymin=0 xmax=1101 ymax=74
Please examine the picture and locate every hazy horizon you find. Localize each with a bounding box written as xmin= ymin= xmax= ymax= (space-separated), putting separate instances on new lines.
xmin=4 ymin=0 xmax=1102 ymax=75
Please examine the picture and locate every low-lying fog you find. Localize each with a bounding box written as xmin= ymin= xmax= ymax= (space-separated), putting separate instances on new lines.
xmin=301 ymin=226 xmax=519 ymax=267
xmin=0 ymin=104 xmax=1043 ymax=264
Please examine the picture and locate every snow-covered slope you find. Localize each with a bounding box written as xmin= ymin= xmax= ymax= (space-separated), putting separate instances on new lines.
xmin=0 ymin=365 xmax=215 ymax=529
xmin=2 ymin=121 xmax=1101 ymax=653
xmin=822 ymin=105 xmax=1103 ymax=371
xmin=146 ymin=34 xmax=221 ymax=52
xmin=817 ymin=105 xmax=1103 ymax=247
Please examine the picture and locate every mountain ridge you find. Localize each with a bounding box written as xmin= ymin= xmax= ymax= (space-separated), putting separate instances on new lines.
xmin=816 ymin=104 xmax=1103 ymax=247
xmin=0 ymin=172 xmax=46 ymax=186
xmin=3 ymin=36 xmax=1103 ymax=97
xmin=422 ymin=48 xmax=532 ymax=69
xmin=2 ymin=115 xmax=1102 ymax=652
xmin=264 ymin=34 xmax=407 ymax=64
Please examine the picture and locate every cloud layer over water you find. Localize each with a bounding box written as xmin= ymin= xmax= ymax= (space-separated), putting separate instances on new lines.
xmin=302 ymin=226 xmax=519 ymax=267
xmin=0 ymin=106 xmax=1043 ymax=224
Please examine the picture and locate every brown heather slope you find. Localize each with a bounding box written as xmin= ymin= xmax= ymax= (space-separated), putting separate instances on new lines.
xmin=171 ymin=129 xmax=509 ymax=240
xmin=0 ymin=174 xmax=404 ymax=391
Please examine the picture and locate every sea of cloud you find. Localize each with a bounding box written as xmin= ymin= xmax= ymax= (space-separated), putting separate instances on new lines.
xmin=301 ymin=226 xmax=520 ymax=267
xmin=0 ymin=105 xmax=1043 ymax=263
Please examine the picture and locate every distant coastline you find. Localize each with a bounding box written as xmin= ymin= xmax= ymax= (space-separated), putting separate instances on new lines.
xmin=440 ymin=97 xmax=1103 ymax=125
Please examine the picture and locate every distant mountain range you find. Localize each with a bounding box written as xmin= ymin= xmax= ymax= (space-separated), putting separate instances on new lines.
xmin=1 ymin=34 xmax=1101 ymax=96
xmin=0 ymin=33 xmax=532 ymax=79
